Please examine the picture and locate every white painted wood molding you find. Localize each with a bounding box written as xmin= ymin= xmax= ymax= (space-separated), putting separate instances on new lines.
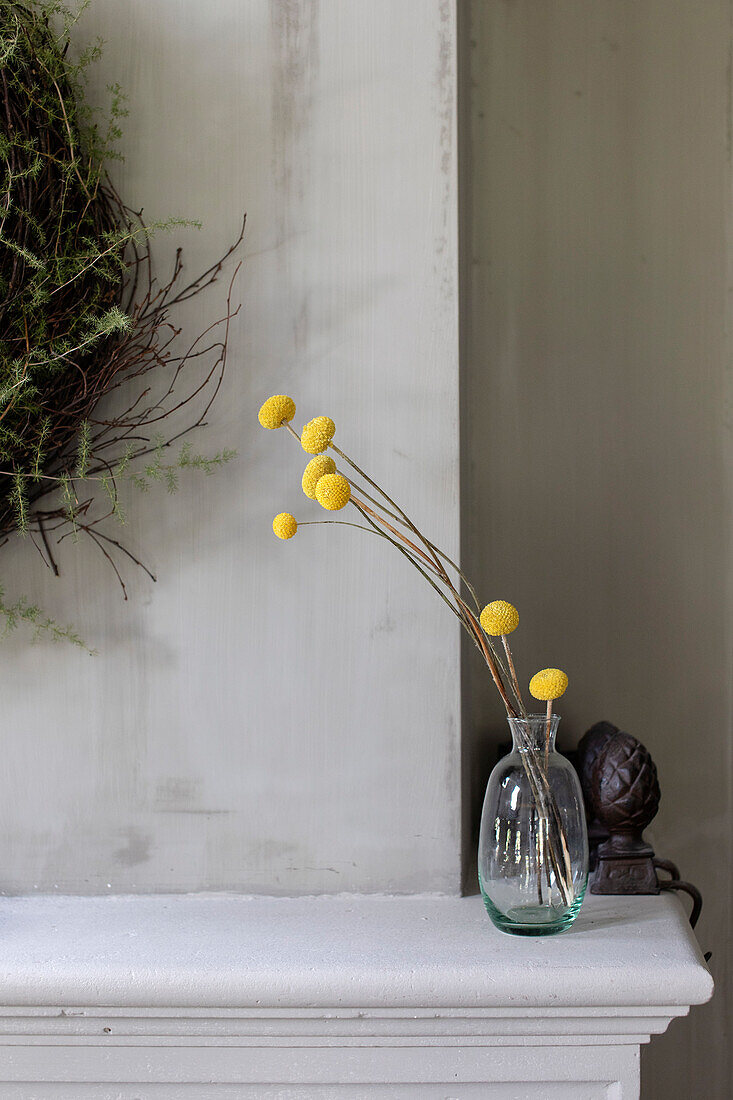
xmin=0 ymin=893 xmax=712 ymax=1098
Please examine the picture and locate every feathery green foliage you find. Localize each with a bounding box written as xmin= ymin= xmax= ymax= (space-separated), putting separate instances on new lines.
xmin=1 ymin=0 xmax=126 ymax=484
xmin=0 ymin=581 xmax=93 ymax=650
xmin=0 ymin=0 xmax=243 ymax=644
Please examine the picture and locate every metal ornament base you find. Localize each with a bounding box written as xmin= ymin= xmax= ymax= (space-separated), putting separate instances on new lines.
xmin=591 ymin=835 xmax=659 ymax=895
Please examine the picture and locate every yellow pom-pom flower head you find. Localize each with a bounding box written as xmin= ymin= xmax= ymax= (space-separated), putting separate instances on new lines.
xmin=480 ymin=600 xmax=519 ymax=637
xmin=529 ymin=668 xmax=568 ymax=702
xmin=272 ymin=512 xmax=298 ymax=540
xmin=315 ymin=473 xmax=351 ymax=511
xmin=258 ymin=394 xmax=296 ymax=430
xmin=301 ymin=416 xmax=335 ymax=454
xmin=302 ymin=455 xmax=337 ymax=499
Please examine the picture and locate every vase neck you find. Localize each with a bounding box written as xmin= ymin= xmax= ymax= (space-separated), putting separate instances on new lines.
xmin=508 ymin=714 xmax=560 ymax=753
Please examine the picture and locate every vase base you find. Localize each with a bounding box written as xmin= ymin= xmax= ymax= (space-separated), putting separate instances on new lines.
xmin=482 ymin=898 xmax=584 ymax=937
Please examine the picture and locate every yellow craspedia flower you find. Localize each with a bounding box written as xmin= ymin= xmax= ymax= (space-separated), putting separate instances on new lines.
xmin=302 ymin=455 xmax=337 ymax=499
xmin=301 ymin=415 xmax=335 ymax=454
xmin=258 ymin=394 xmax=296 ymax=430
xmin=315 ymin=473 xmax=351 ymax=511
xmin=529 ymin=668 xmax=568 ymax=701
xmin=272 ymin=512 xmax=298 ymax=539
xmin=479 ymin=600 xmax=519 ymax=636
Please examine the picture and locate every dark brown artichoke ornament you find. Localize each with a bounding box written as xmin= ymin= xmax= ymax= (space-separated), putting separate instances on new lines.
xmin=590 ymin=730 xmax=661 ymax=834
xmin=578 ymin=722 xmax=705 ymax=930
xmin=576 ymin=720 xmax=618 ymax=816
xmin=579 ymin=725 xmax=662 ymax=895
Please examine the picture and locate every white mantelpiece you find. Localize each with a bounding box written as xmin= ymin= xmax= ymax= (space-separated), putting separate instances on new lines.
xmin=0 ymin=892 xmax=712 ymax=1097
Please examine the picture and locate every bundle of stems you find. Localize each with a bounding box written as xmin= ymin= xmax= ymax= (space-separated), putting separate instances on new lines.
xmin=275 ymin=418 xmax=575 ymax=907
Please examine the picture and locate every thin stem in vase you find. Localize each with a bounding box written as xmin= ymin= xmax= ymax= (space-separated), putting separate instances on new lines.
xmin=502 ymin=635 xmax=526 ymax=717
xmin=544 ymin=699 xmax=553 ymax=774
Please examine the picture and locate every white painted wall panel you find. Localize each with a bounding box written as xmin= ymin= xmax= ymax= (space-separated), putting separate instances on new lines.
xmin=0 ymin=0 xmax=460 ymax=894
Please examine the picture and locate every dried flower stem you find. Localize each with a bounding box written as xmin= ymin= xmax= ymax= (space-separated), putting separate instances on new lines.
xmin=331 ymin=445 xmax=517 ymax=717
xmin=350 ymin=496 xmax=520 ymax=702
xmin=502 ymin=635 xmax=526 ymax=717
xmin=343 ymin=475 xmax=482 ymax=613
xmin=350 ymin=501 xmax=473 ymax=631
xmin=330 ymin=444 xmax=449 ymax=582
xmin=344 ymin=470 xmax=519 ymax=698
xmin=545 ymin=699 xmax=553 ymax=773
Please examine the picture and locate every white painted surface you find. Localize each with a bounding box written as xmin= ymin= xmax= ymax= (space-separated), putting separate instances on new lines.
xmin=0 ymin=892 xmax=712 ymax=1009
xmin=0 ymin=1051 xmax=643 ymax=1100
xmin=462 ymin=2 xmax=732 ymax=1096
xmin=0 ymin=0 xmax=460 ymax=894
xmin=0 ymin=893 xmax=712 ymax=1096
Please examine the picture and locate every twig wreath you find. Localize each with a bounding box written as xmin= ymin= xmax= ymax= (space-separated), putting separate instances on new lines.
xmin=0 ymin=0 xmax=242 ymax=645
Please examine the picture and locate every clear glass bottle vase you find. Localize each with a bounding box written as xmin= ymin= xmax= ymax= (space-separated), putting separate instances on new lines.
xmin=478 ymin=714 xmax=588 ymax=936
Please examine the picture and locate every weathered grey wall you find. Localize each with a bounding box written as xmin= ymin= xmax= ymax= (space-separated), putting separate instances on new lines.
xmin=463 ymin=2 xmax=731 ymax=1097
xmin=0 ymin=0 xmax=460 ymax=895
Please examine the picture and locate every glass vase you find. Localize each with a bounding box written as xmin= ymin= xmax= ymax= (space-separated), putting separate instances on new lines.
xmin=478 ymin=714 xmax=588 ymax=936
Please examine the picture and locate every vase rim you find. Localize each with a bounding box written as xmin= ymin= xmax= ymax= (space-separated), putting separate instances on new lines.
xmin=507 ymin=713 xmax=561 ymax=725
xmin=507 ymin=713 xmax=560 ymax=751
